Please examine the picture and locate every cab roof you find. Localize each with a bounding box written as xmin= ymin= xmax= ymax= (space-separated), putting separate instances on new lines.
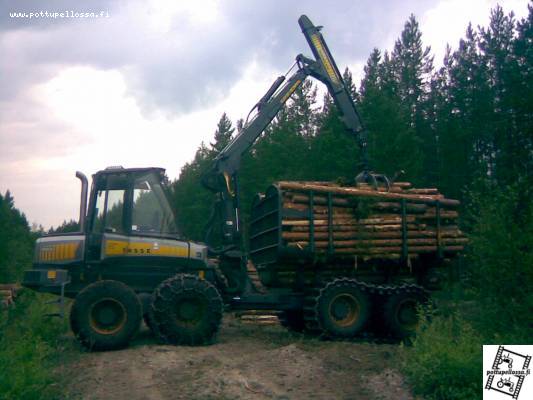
xmin=93 ymin=166 xmax=166 ymax=177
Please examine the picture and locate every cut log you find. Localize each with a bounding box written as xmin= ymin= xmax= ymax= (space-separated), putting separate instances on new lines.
xmin=286 ymin=194 xmax=352 ymax=207
xmin=283 ymin=204 xmax=355 ymax=215
xmin=405 ymin=188 xmax=440 ymax=195
xmin=285 ymin=243 xmax=464 ymax=254
xmin=277 ymin=182 xmax=461 ymax=207
xmin=331 ymin=245 xmax=464 ymax=254
xmin=285 ymin=238 xmax=468 ymax=248
xmin=281 ymin=218 xmax=425 ymax=230
xmin=282 ymin=229 xmax=465 ymax=240
xmin=392 ymin=182 xmax=412 ymax=188
xmin=355 ymin=183 xmax=405 ymax=193
xmin=371 ymin=202 xmax=427 ymax=214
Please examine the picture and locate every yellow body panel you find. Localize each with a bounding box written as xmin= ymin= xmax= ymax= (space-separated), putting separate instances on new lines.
xmin=105 ymin=240 xmax=188 ymax=258
xmin=39 ymin=242 xmax=79 ymax=262
xmin=281 ymin=79 xmax=302 ymax=103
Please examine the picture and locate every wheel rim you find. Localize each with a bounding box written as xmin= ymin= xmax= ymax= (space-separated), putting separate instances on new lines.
xmin=175 ymin=296 xmax=207 ymax=327
xmin=395 ymin=298 xmax=419 ymax=331
xmin=328 ymin=293 xmax=360 ymax=327
xmin=89 ymin=298 xmax=127 ymax=335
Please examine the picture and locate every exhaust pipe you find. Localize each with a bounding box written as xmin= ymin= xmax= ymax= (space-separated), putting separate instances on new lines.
xmin=75 ymin=171 xmax=88 ymax=233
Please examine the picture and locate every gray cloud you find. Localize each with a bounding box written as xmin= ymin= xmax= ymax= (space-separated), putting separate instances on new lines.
xmin=1 ymin=0 xmax=436 ymax=116
xmin=0 ymin=93 xmax=92 ymax=164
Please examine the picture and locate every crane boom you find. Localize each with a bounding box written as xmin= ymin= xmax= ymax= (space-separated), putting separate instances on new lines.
xmin=202 ymin=15 xmax=371 ymax=249
xmin=298 ymin=15 xmax=368 ymax=168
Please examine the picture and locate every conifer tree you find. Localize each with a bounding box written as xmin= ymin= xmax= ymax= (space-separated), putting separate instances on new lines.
xmin=359 ymin=49 xmax=422 ymax=180
xmin=390 ymin=15 xmax=434 ymax=183
xmin=210 ymin=112 xmax=234 ymax=154
xmin=0 ymin=191 xmax=34 ymax=282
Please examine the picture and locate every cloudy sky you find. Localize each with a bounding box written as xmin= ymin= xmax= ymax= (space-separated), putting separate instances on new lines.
xmin=0 ymin=0 xmax=528 ymax=229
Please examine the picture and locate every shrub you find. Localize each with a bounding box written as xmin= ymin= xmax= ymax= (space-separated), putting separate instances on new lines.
xmin=466 ymin=183 xmax=533 ymax=343
xmin=402 ymin=313 xmax=482 ymax=400
xmin=0 ymin=290 xmax=68 ymax=400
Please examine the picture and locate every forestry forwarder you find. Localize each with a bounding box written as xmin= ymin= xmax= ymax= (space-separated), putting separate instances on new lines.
xmin=22 ymin=16 xmax=452 ymax=350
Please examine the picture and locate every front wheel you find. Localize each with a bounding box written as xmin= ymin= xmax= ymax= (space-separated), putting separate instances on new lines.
xmin=151 ymin=274 xmax=223 ymax=345
xmin=70 ymin=280 xmax=142 ymax=351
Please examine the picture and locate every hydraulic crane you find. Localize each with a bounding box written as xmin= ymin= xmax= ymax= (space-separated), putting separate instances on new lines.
xmin=202 ymin=15 xmax=386 ymax=250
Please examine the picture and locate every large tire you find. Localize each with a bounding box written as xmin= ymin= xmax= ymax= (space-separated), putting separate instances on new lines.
xmin=312 ymin=278 xmax=370 ymax=338
xmin=70 ymin=280 xmax=142 ymax=351
xmin=151 ymin=274 xmax=223 ymax=345
xmin=278 ymin=310 xmax=306 ymax=333
xmin=383 ymin=288 xmax=428 ymax=339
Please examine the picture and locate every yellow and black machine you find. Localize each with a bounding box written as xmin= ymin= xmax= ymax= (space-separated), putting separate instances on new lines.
xmin=23 ymin=16 xmax=457 ymax=350
xmin=24 ymin=167 xmax=218 ymax=349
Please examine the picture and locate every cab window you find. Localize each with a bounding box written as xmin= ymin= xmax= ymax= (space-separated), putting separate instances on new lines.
xmin=132 ymin=174 xmax=176 ymax=234
xmin=105 ymin=190 xmax=125 ymax=233
xmin=92 ymin=188 xmax=126 ymax=234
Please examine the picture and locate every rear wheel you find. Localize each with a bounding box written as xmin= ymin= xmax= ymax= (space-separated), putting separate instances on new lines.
xmin=151 ymin=274 xmax=223 ymax=345
xmin=311 ymin=278 xmax=370 ymax=338
xmin=383 ymin=289 xmax=428 ymax=339
xmin=70 ymin=280 xmax=142 ymax=351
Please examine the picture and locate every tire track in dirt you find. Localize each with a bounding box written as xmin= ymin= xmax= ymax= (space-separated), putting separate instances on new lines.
xmin=62 ymin=316 xmax=414 ymax=400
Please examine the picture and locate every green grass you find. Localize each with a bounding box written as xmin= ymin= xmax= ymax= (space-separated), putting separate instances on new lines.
xmin=0 ymin=290 xmax=69 ymax=400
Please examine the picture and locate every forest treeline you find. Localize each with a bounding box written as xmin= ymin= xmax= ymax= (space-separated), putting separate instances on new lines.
xmin=0 ymin=191 xmax=34 ymax=283
xmin=172 ymin=5 xmax=532 ymax=243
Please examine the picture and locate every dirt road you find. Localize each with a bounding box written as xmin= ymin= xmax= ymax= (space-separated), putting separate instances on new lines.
xmin=58 ymin=316 xmax=414 ymax=400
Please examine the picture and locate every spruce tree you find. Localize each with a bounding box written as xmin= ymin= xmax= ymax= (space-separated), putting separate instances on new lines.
xmin=390 ymin=15 xmax=434 ymax=184
xmin=359 ymin=49 xmax=422 ymax=180
xmin=210 ymin=112 xmax=234 ymax=154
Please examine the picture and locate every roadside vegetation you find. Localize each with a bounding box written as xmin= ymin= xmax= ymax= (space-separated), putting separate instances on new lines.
xmin=0 ymin=192 xmax=69 ymax=400
xmin=403 ymin=183 xmax=532 ymax=400
xmin=0 ymin=291 xmax=68 ymax=400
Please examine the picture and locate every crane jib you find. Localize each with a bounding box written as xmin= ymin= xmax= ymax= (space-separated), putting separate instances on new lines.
xmin=203 ymin=15 xmax=371 ymax=248
xmin=309 ymin=34 xmax=341 ymax=85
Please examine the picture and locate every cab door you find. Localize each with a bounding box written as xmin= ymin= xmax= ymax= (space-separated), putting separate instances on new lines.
xmin=86 ymin=175 xmax=130 ymax=264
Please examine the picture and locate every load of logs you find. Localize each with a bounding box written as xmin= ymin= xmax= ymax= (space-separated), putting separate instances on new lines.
xmin=276 ymin=180 xmax=467 ymax=261
xmin=0 ymin=284 xmax=19 ymax=309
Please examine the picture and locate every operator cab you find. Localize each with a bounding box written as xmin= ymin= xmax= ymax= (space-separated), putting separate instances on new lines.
xmin=88 ymin=166 xmax=179 ymax=239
